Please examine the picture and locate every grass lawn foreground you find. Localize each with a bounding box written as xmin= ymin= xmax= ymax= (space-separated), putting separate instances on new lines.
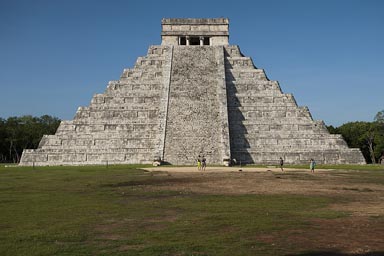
xmin=1 ymin=164 xmax=384 ymax=255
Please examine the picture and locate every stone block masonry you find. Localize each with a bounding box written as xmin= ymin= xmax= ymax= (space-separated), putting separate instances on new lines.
xmin=224 ymin=45 xmax=365 ymax=164
xmin=163 ymin=46 xmax=230 ymax=165
xmin=20 ymin=46 xmax=173 ymax=165
xmin=19 ymin=18 xmax=365 ymax=166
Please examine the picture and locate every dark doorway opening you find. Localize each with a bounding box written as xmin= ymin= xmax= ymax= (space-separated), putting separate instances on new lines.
xmin=203 ymin=37 xmax=210 ymax=45
xmin=179 ymin=37 xmax=186 ymax=45
xmin=189 ymin=37 xmax=200 ymax=45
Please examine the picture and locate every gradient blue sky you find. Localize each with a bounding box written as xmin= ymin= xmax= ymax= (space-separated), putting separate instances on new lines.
xmin=1 ymin=0 xmax=383 ymax=126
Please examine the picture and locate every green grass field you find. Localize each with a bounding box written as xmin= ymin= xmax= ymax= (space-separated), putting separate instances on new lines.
xmin=0 ymin=164 xmax=383 ymax=255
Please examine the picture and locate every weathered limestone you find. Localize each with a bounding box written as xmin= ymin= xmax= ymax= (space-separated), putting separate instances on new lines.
xmin=161 ymin=18 xmax=229 ymax=46
xmin=224 ymin=45 xmax=365 ymax=164
xmin=20 ymin=45 xmax=173 ymax=165
xmin=19 ymin=18 xmax=366 ymax=166
xmin=162 ymin=46 xmax=230 ymax=164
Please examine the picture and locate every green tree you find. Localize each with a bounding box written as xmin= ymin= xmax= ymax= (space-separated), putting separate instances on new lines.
xmin=0 ymin=118 xmax=7 ymax=162
xmin=374 ymin=110 xmax=384 ymax=123
xmin=0 ymin=115 xmax=61 ymax=163
xmin=326 ymin=125 xmax=337 ymax=134
xmin=329 ymin=121 xmax=384 ymax=164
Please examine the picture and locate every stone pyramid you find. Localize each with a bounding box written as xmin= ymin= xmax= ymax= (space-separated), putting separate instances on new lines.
xmin=20 ymin=18 xmax=366 ymax=166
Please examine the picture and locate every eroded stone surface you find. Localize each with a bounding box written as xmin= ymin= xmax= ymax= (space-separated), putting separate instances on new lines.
xmin=19 ymin=18 xmax=365 ymax=166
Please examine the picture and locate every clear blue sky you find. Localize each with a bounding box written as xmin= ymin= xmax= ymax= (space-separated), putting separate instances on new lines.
xmin=1 ymin=0 xmax=383 ymax=127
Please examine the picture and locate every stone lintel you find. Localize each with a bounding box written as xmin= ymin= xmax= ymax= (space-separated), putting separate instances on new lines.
xmin=162 ymin=18 xmax=229 ymax=25
xmin=161 ymin=31 xmax=229 ymax=36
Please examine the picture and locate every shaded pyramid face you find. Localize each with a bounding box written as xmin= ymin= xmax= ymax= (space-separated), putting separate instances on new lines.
xmin=20 ymin=18 xmax=366 ymax=166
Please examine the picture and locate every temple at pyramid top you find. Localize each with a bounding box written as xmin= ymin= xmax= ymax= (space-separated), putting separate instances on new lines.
xmin=161 ymin=18 xmax=229 ymax=46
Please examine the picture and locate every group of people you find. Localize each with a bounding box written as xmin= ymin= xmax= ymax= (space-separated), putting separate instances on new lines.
xmin=197 ymin=155 xmax=207 ymax=171
xmin=279 ymin=157 xmax=316 ymax=172
xmin=196 ymin=155 xmax=316 ymax=172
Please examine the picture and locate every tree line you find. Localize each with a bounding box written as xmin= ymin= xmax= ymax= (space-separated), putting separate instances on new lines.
xmin=0 ymin=115 xmax=61 ymax=163
xmin=0 ymin=111 xmax=383 ymax=164
xmin=327 ymin=110 xmax=384 ymax=164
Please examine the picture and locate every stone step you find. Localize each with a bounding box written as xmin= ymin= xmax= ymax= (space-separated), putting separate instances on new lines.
xmin=147 ymin=45 xmax=172 ymax=56
xmin=90 ymin=95 xmax=161 ymax=106
xmin=45 ymin=133 xmax=159 ymax=142
xmin=225 ymin=57 xmax=255 ymax=69
xmin=229 ymin=111 xmax=311 ymax=120
xmin=229 ymin=122 xmax=329 ymax=134
xmin=20 ymin=150 xmax=155 ymax=165
xmin=227 ymin=85 xmax=281 ymax=95
xmin=163 ymin=46 xmax=227 ymax=165
xmin=119 ymin=78 xmax=164 ymax=85
xmin=229 ymin=150 xmax=364 ymax=165
xmin=230 ymin=132 xmax=345 ymax=142
xmin=226 ymin=69 xmax=267 ymax=78
xmin=26 ymin=147 xmax=156 ymax=154
xmin=134 ymin=58 xmax=166 ymax=69
xmin=224 ymin=46 xmax=243 ymax=57
xmin=227 ymin=94 xmax=297 ymax=103
xmin=87 ymin=105 xmax=160 ymax=111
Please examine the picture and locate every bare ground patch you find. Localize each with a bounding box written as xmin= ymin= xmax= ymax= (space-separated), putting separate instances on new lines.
xmin=140 ymin=167 xmax=384 ymax=254
xmin=255 ymin=216 xmax=384 ymax=255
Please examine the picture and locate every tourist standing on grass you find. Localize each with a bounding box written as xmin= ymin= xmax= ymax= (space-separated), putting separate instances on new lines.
xmin=310 ymin=159 xmax=316 ymax=173
xmin=202 ymin=156 xmax=206 ymax=171
xmin=279 ymin=157 xmax=284 ymax=171
xmin=197 ymin=156 xmax=202 ymax=171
